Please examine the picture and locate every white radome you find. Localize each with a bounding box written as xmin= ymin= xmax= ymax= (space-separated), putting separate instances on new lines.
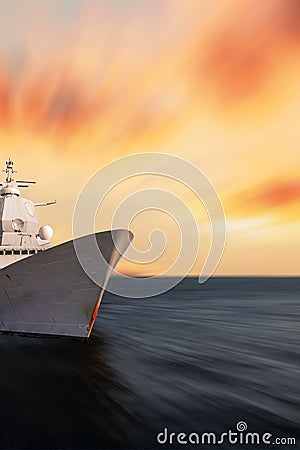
xmin=39 ymin=225 xmax=53 ymax=241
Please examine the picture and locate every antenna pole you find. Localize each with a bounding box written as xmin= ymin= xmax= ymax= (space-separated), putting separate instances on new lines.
xmin=5 ymin=158 xmax=15 ymax=183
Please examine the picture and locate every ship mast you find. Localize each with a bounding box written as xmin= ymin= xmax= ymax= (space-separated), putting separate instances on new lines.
xmin=4 ymin=158 xmax=15 ymax=183
xmin=0 ymin=158 xmax=38 ymax=194
xmin=0 ymin=158 xmax=56 ymax=207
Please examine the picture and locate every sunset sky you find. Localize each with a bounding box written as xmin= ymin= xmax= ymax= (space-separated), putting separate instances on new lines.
xmin=0 ymin=0 xmax=299 ymax=276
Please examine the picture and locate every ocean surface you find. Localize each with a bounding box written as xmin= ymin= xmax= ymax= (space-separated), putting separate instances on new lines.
xmin=0 ymin=277 xmax=299 ymax=449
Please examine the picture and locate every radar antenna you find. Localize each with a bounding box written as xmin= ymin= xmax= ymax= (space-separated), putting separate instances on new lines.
xmin=2 ymin=158 xmax=17 ymax=183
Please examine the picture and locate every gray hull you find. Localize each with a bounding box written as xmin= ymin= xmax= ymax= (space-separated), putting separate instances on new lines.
xmin=0 ymin=230 xmax=132 ymax=338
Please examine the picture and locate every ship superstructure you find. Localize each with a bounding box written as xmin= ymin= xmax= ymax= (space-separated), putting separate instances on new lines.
xmin=0 ymin=158 xmax=133 ymax=338
xmin=0 ymin=158 xmax=55 ymax=268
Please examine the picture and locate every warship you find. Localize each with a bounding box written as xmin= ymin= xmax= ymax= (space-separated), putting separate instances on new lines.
xmin=0 ymin=158 xmax=133 ymax=338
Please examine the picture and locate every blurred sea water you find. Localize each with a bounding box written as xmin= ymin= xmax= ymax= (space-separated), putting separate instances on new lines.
xmin=0 ymin=277 xmax=299 ymax=449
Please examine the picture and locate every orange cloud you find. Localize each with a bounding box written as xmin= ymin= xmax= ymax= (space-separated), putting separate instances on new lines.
xmin=249 ymin=178 xmax=300 ymax=208
xmin=227 ymin=177 xmax=300 ymax=219
xmin=0 ymin=66 xmax=13 ymax=126
xmin=189 ymin=0 xmax=300 ymax=107
xmin=1 ymin=0 xmax=300 ymax=147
